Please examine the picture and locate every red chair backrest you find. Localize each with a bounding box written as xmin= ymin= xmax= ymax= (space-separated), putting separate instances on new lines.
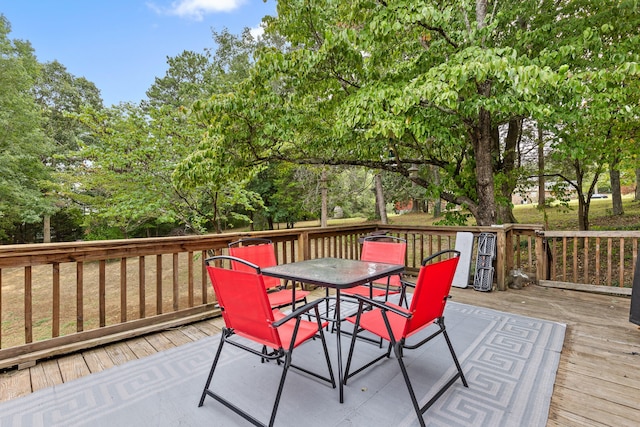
xmin=228 ymin=243 xmax=282 ymax=289
xmin=206 ymin=263 xmax=282 ymax=349
xmin=404 ymin=255 xmax=460 ymax=337
xmin=361 ymin=239 xmax=407 ymax=287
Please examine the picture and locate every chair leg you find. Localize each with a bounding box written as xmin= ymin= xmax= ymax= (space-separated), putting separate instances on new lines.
xmin=396 ymin=326 xmax=468 ymax=426
xmin=343 ymin=319 xmax=359 ymax=385
xmin=267 ymin=352 xmax=292 ymax=427
xmin=443 ymin=329 xmax=468 ymax=387
xmin=198 ymin=333 xmax=227 ymax=407
xmin=393 ymin=343 xmax=427 ymax=427
xmin=343 ymin=310 xmax=391 ymax=384
xmin=316 ymin=307 xmax=337 ymax=387
xmin=199 ymin=335 xmax=292 ymax=427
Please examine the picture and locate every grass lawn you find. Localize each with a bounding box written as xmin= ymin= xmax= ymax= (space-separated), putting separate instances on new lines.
xmin=385 ymin=195 xmax=640 ymax=231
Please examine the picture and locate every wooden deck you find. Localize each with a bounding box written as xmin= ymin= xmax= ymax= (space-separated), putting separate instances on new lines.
xmin=1 ymin=285 xmax=639 ymax=426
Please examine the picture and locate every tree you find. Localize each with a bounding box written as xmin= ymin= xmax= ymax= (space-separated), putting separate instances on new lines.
xmin=33 ymin=60 xmax=103 ymax=242
xmin=0 ymin=16 xmax=52 ymax=243
xmin=76 ymin=29 xmax=276 ymax=236
xmin=535 ymin=0 xmax=640 ymax=229
xmin=188 ymin=0 xmax=611 ymax=226
xmin=245 ymin=163 xmax=316 ymax=230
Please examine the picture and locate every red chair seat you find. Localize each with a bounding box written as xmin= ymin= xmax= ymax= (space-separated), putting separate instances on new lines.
xmin=347 ymin=302 xmax=413 ymax=342
xmin=272 ymin=309 xmax=328 ymax=348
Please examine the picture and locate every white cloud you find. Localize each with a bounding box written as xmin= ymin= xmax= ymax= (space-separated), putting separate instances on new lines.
xmin=249 ymin=25 xmax=264 ymax=40
xmin=149 ymin=0 xmax=246 ymax=21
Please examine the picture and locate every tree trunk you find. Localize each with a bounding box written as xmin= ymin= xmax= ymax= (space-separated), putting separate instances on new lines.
xmin=320 ymin=169 xmax=328 ymax=228
xmin=496 ymin=119 xmax=520 ymax=224
xmin=375 ymin=173 xmax=388 ymax=224
xmin=577 ymin=196 xmax=590 ymax=231
xmin=610 ymin=162 xmax=623 ymax=216
xmin=470 ymin=2 xmax=496 ymax=226
xmin=636 ymin=168 xmax=640 ymax=201
xmin=573 ymin=159 xmax=596 ymax=231
xmin=537 ymin=125 xmax=546 ymax=207
xmin=43 ymin=215 xmax=51 ymax=243
xmin=411 ymin=198 xmax=420 ymax=212
xmin=472 ymin=103 xmax=497 ymax=226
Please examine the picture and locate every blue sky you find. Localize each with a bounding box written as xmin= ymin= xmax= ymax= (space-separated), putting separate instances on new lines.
xmin=1 ymin=0 xmax=277 ymax=106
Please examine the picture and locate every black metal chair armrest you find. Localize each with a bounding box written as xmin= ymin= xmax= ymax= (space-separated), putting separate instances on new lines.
xmin=351 ymin=294 xmax=412 ymax=318
xmin=272 ymin=298 xmax=324 ymax=327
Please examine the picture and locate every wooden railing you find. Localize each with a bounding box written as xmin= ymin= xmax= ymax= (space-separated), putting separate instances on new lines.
xmin=0 ymin=222 xmax=593 ymax=370
xmin=539 ymin=230 xmax=640 ymax=295
xmin=0 ymin=225 xmax=385 ymax=369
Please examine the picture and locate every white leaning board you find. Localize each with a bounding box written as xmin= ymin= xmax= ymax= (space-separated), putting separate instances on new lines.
xmin=452 ymin=231 xmax=474 ymax=288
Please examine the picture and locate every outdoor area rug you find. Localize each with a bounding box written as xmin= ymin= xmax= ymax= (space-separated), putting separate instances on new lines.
xmin=0 ymin=302 xmax=566 ymax=427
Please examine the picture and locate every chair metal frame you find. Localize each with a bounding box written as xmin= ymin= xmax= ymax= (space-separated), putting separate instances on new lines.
xmin=228 ymin=238 xmax=310 ymax=310
xmin=343 ymin=249 xmax=468 ymax=427
xmin=199 ymin=255 xmax=335 ymax=427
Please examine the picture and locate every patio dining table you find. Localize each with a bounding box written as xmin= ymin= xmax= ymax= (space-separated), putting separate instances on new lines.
xmin=261 ymin=257 xmax=405 ymax=403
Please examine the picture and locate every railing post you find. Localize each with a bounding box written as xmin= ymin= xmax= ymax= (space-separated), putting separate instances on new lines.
xmin=535 ymin=230 xmax=546 ymax=284
xmin=494 ymin=226 xmax=508 ymax=291
xmin=298 ymin=231 xmax=310 ymax=262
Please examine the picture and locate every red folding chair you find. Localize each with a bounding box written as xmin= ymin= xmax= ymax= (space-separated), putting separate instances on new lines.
xmin=341 ymin=235 xmax=407 ymax=301
xmin=228 ymin=238 xmax=310 ymax=310
xmin=343 ymin=250 xmax=467 ymax=427
xmin=199 ymin=255 xmax=335 ymax=427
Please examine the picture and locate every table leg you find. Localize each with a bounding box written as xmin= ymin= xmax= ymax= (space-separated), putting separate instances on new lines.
xmin=335 ymin=289 xmax=344 ymax=403
xmin=291 ymin=281 xmax=297 ymax=310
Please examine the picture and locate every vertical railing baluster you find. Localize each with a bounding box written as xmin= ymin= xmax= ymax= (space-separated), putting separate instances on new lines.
xmin=619 ymin=238 xmax=625 ymax=287
xmin=584 ymin=237 xmax=590 ymax=284
xmin=188 ymin=251 xmax=194 ymax=307
xmin=99 ymin=260 xmax=106 ymax=327
xmin=562 ymin=237 xmax=567 ymax=281
xmin=25 ymin=266 xmax=32 ymax=344
xmin=595 ymin=237 xmax=601 ymax=285
xmin=139 ymin=256 xmax=146 ymax=318
xmin=53 ymin=262 xmax=60 ymax=338
xmin=201 ymin=250 xmax=208 ymax=304
xmin=77 ymin=262 xmax=84 ymax=332
xmin=290 ymin=239 xmax=296 ymax=263
xmin=121 ymin=258 xmax=127 ymax=323
xmin=607 ymin=238 xmax=613 ymax=286
xmin=550 ymin=238 xmax=556 ymax=280
xmin=573 ymin=237 xmax=578 ymax=283
xmin=173 ymin=253 xmax=179 ymax=311
xmin=156 ymin=254 xmax=163 ymax=314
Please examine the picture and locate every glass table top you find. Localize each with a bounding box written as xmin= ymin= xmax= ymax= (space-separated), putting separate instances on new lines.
xmin=261 ymin=257 xmax=404 ymax=289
